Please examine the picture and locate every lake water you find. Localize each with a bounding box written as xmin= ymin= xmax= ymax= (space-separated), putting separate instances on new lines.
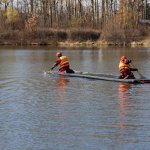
xmin=0 ymin=47 xmax=150 ymax=150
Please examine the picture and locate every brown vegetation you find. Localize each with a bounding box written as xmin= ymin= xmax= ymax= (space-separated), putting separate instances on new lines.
xmin=0 ymin=29 xmax=100 ymax=46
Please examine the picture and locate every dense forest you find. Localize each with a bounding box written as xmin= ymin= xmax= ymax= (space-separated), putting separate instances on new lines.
xmin=0 ymin=0 xmax=150 ymax=46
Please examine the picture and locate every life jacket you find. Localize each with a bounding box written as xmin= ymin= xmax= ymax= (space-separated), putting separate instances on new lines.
xmin=119 ymin=60 xmax=130 ymax=71
xmin=59 ymin=56 xmax=69 ymax=69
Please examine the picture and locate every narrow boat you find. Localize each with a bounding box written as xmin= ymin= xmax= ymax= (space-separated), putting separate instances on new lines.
xmin=46 ymin=71 xmax=150 ymax=84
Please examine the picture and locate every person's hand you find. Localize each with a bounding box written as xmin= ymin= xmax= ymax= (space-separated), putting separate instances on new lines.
xmin=132 ymin=68 xmax=138 ymax=71
xmin=125 ymin=59 xmax=132 ymax=64
xmin=129 ymin=60 xmax=132 ymax=63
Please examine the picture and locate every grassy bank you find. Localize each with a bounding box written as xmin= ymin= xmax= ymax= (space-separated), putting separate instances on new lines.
xmin=0 ymin=29 xmax=99 ymax=45
xmin=0 ymin=28 xmax=150 ymax=48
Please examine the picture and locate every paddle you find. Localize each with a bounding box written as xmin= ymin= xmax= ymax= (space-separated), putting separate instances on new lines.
xmin=43 ymin=70 xmax=52 ymax=75
xmin=136 ymin=70 xmax=146 ymax=79
xmin=47 ymin=70 xmax=52 ymax=74
xmin=131 ymin=63 xmax=146 ymax=79
xmin=46 ymin=66 xmax=55 ymax=74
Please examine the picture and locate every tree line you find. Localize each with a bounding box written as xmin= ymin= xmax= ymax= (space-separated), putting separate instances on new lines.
xmin=0 ymin=0 xmax=150 ymax=45
xmin=0 ymin=0 xmax=149 ymax=30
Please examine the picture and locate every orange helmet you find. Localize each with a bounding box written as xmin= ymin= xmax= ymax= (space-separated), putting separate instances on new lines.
xmin=121 ymin=56 xmax=127 ymax=61
xmin=56 ymin=52 xmax=62 ymax=57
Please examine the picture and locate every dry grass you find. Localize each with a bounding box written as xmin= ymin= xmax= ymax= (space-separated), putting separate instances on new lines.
xmin=0 ymin=25 xmax=149 ymax=46
xmin=100 ymin=20 xmax=150 ymax=45
xmin=0 ymin=28 xmax=100 ymax=45
xmin=68 ymin=29 xmax=100 ymax=41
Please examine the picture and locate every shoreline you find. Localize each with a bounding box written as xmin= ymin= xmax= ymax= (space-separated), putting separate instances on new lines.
xmin=0 ymin=39 xmax=150 ymax=48
xmin=0 ymin=28 xmax=150 ymax=48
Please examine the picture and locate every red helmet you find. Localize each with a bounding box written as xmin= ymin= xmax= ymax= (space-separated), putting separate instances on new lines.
xmin=121 ymin=56 xmax=127 ymax=61
xmin=56 ymin=52 xmax=62 ymax=57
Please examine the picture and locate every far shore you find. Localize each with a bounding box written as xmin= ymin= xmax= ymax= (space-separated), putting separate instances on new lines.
xmin=0 ymin=28 xmax=150 ymax=48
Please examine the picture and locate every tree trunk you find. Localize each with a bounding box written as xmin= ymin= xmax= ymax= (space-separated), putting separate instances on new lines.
xmin=30 ymin=0 xmax=34 ymax=13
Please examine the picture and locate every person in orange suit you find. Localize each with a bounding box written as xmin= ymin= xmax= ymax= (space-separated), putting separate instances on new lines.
xmin=119 ymin=56 xmax=138 ymax=79
xmin=51 ymin=52 xmax=74 ymax=73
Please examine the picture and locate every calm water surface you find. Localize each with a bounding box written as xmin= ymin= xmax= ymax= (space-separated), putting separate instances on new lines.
xmin=0 ymin=47 xmax=150 ymax=150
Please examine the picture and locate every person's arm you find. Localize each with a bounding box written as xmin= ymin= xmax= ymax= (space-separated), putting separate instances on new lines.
xmin=125 ymin=59 xmax=132 ymax=64
xmin=125 ymin=60 xmax=138 ymax=71
xmin=130 ymin=68 xmax=138 ymax=71
xmin=51 ymin=59 xmax=61 ymax=70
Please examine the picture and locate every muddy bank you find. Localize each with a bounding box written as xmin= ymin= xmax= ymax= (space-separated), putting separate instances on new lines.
xmin=130 ymin=37 xmax=150 ymax=47
xmin=57 ymin=39 xmax=149 ymax=48
xmin=1 ymin=38 xmax=150 ymax=48
xmin=1 ymin=38 xmax=150 ymax=47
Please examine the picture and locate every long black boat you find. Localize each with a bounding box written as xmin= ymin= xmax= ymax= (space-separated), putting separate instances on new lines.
xmin=46 ymin=71 xmax=150 ymax=84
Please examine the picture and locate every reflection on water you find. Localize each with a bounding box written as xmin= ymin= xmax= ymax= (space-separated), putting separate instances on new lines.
xmin=112 ymin=83 xmax=131 ymax=144
xmin=117 ymin=83 xmax=131 ymax=129
xmin=118 ymin=83 xmax=131 ymax=106
xmin=55 ymin=77 xmax=70 ymax=104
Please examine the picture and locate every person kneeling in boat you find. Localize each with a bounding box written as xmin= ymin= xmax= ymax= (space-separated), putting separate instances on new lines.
xmin=51 ymin=52 xmax=74 ymax=73
xmin=119 ymin=56 xmax=138 ymax=79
